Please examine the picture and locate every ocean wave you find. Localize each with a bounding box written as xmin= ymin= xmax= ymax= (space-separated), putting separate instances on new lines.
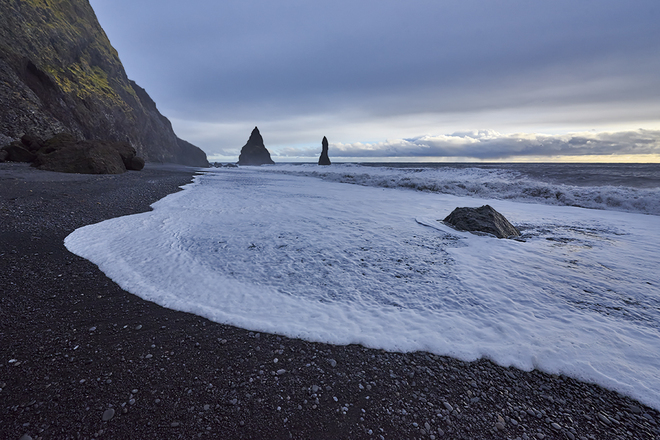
xmin=262 ymin=164 xmax=660 ymax=216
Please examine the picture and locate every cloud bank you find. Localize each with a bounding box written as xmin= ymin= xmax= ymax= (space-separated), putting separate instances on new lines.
xmin=89 ymin=0 xmax=660 ymax=161
xmin=274 ymin=129 xmax=660 ymax=161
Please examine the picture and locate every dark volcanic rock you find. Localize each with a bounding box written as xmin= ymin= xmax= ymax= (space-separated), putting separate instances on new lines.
xmin=237 ymin=127 xmax=275 ymax=165
xmin=318 ymin=136 xmax=331 ymax=165
xmin=0 ymin=0 xmax=208 ymax=166
xmin=32 ymin=134 xmax=143 ymax=174
xmin=175 ymin=138 xmax=210 ymax=167
xmin=127 ymin=155 xmax=145 ymax=171
xmin=444 ymin=205 xmax=520 ymax=238
xmin=2 ymin=142 xmax=36 ymax=162
xmin=20 ymin=134 xmax=44 ymax=152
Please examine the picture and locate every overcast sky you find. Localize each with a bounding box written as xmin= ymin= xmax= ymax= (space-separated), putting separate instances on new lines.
xmin=89 ymin=0 xmax=660 ymax=162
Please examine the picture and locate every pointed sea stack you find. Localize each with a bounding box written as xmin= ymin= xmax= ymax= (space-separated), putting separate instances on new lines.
xmin=318 ymin=136 xmax=331 ymax=165
xmin=237 ymin=127 xmax=275 ymax=165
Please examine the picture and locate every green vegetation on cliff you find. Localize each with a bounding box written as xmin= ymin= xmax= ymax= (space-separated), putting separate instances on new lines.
xmin=0 ymin=0 xmax=208 ymax=166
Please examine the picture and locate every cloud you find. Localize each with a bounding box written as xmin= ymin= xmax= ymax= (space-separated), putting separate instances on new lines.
xmin=91 ymin=0 xmax=660 ymax=122
xmin=90 ymin=0 xmax=660 ymax=162
xmin=275 ymin=129 xmax=660 ymax=160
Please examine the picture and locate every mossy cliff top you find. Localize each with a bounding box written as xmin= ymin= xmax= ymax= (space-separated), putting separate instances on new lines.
xmin=0 ymin=0 xmax=208 ymax=166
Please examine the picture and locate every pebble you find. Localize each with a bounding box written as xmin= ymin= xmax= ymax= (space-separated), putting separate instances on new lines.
xmin=277 ymin=369 xmax=286 ymax=375
xmin=145 ymin=354 xmax=153 ymax=359
xmin=443 ymin=402 xmax=453 ymax=412
xmin=19 ymin=435 xmax=32 ymax=440
xmin=102 ymin=408 xmax=115 ymax=421
xmin=597 ymin=413 xmax=611 ymax=424
xmin=551 ymin=422 xmax=561 ymax=430
xmin=170 ymin=422 xmax=180 ymax=427
xmin=329 ymin=359 xmax=337 ymax=367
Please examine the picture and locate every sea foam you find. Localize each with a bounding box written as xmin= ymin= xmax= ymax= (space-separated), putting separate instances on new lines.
xmin=65 ymin=167 xmax=660 ymax=410
xmin=262 ymin=163 xmax=660 ymax=216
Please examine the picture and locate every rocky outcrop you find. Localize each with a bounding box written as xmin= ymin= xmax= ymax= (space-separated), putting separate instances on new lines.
xmin=33 ymin=133 xmax=145 ymax=174
xmin=444 ymin=205 xmax=520 ymax=238
xmin=0 ymin=0 xmax=209 ymax=167
xmin=318 ymin=136 xmax=331 ymax=165
xmin=0 ymin=133 xmax=145 ymax=174
xmin=1 ymin=142 xmax=36 ymax=163
xmin=238 ymin=127 xmax=275 ymax=165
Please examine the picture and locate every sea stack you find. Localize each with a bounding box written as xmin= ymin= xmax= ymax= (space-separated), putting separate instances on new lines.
xmin=238 ymin=127 xmax=275 ymax=165
xmin=318 ymin=136 xmax=331 ymax=165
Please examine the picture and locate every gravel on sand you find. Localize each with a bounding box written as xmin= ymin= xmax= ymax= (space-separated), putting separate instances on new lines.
xmin=1 ymin=162 xmax=659 ymax=439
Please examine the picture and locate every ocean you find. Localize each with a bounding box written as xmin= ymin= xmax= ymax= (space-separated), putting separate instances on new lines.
xmin=65 ymin=162 xmax=660 ymax=410
xmin=272 ymin=162 xmax=660 ymax=215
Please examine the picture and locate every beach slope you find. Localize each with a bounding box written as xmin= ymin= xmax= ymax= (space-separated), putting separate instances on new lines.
xmin=1 ymin=163 xmax=658 ymax=439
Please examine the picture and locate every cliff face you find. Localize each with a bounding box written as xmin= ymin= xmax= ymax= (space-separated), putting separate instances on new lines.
xmin=0 ymin=0 xmax=209 ymax=166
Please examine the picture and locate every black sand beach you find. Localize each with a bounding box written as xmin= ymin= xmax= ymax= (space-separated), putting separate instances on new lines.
xmin=1 ymin=163 xmax=658 ymax=440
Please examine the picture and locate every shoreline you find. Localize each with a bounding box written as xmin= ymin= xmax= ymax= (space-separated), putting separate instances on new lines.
xmin=1 ymin=162 xmax=658 ymax=439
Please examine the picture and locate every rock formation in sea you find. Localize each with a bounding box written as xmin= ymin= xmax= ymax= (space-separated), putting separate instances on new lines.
xmin=443 ymin=205 xmax=520 ymax=238
xmin=318 ymin=136 xmax=331 ymax=165
xmin=0 ymin=0 xmax=209 ymax=167
xmin=237 ymin=127 xmax=275 ymax=165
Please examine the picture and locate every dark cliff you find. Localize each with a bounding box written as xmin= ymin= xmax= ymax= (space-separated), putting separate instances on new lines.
xmin=0 ymin=0 xmax=209 ymax=166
